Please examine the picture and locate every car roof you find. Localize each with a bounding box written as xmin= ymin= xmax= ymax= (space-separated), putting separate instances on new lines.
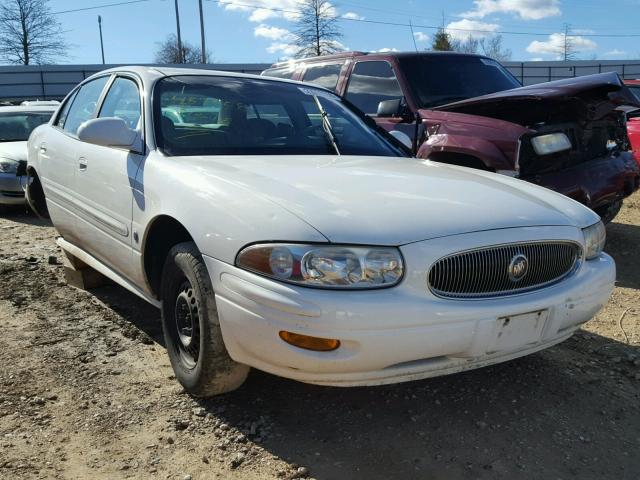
xmin=268 ymin=50 xmax=492 ymax=68
xmin=82 ymin=65 xmax=338 ymax=94
xmin=0 ymin=105 xmax=57 ymax=113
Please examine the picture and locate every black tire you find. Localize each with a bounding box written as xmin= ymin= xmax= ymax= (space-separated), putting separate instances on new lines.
xmin=160 ymin=241 xmax=249 ymax=397
xmin=595 ymin=200 xmax=623 ymax=224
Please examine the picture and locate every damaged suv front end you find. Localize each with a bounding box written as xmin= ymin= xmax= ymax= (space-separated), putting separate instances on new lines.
xmin=422 ymin=71 xmax=640 ymax=222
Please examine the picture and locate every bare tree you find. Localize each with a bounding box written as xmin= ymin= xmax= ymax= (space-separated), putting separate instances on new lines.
xmin=292 ymin=0 xmax=343 ymax=58
xmin=0 ymin=0 xmax=67 ymax=65
xmin=154 ymin=34 xmax=209 ymax=64
xmin=452 ymin=35 xmax=480 ymax=54
xmin=479 ymin=35 xmax=512 ymax=62
xmin=560 ymin=23 xmax=578 ymax=61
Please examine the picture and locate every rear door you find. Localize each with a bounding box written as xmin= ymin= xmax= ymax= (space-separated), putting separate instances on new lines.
xmin=71 ymin=74 xmax=145 ymax=281
xmin=35 ymin=76 xmax=110 ymax=243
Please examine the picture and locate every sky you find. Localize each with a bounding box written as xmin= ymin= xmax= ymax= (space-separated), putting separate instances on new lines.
xmin=44 ymin=0 xmax=640 ymax=65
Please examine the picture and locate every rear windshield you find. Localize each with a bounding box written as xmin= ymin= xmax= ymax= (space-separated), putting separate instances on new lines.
xmin=154 ymin=75 xmax=405 ymax=157
xmin=0 ymin=111 xmax=53 ymax=142
xmin=398 ymin=56 xmax=521 ymax=109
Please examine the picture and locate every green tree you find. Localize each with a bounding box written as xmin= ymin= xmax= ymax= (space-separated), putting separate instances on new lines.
xmin=432 ymin=28 xmax=453 ymax=51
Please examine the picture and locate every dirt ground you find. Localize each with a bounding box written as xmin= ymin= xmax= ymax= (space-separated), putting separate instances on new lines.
xmin=0 ymin=194 xmax=639 ymax=480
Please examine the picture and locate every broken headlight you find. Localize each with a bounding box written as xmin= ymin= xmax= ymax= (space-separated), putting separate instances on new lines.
xmin=531 ymin=133 xmax=572 ymax=156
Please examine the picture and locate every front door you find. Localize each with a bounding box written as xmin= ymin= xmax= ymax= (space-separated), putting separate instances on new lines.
xmin=71 ymin=75 xmax=145 ymax=281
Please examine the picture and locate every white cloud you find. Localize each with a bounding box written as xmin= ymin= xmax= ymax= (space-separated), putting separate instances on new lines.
xmin=461 ymin=0 xmax=561 ymax=20
xmin=529 ymin=57 xmax=544 ymax=61
xmin=372 ymin=47 xmax=399 ymax=53
xmin=413 ymin=31 xmax=429 ymax=42
xmin=266 ymin=42 xmax=299 ymax=56
xmin=254 ymin=24 xmax=292 ymax=40
xmin=445 ymin=19 xmax=499 ymax=40
xmin=342 ymin=12 xmax=364 ymax=20
xmin=526 ymin=33 xmax=597 ymax=57
xmin=221 ymin=0 xmax=301 ymax=22
xmin=603 ymin=49 xmax=627 ymax=58
xmin=572 ymin=28 xmax=595 ymax=35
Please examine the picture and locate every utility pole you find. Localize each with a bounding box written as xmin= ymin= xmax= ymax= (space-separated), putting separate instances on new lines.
xmin=98 ymin=15 xmax=105 ymax=64
xmin=409 ymin=19 xmax=418 ymax=52
xmin=174 ymin=0 xmax=183 ymax=63
xmin=198 ymin=0 xmax=206 ymax=63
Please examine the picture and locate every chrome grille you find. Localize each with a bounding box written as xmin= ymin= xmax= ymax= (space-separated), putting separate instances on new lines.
xmin=428 ymin=241 xmax=582 ymax=299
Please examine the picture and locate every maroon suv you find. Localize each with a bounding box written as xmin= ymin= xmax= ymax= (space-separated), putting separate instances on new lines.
xmin=263 ymin=52 xmax=640 ymax=222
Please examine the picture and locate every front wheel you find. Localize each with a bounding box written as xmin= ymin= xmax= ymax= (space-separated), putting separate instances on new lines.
xmin=160 ymin=241 xmax=249 ymax=397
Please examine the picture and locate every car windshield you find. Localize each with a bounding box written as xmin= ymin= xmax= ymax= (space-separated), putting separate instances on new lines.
xmin=154 ymin=75 xmax=406 ymax=157
xmin=398 ymin=55 xmax=521 ymax=109
xmin=0 ymin=111 xmax=53 ymax=142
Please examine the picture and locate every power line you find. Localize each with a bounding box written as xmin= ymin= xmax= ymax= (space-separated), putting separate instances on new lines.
xmin=52 ymin=0 xmax=151 ymax=15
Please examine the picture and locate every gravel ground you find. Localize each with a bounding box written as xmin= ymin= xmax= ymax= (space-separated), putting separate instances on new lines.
xmin=0 ymin=193 xmax=639 ymax=480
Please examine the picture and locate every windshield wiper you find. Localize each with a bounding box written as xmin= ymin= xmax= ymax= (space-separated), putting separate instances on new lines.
xmin=312 ymin=95 xmax=340 ymax=155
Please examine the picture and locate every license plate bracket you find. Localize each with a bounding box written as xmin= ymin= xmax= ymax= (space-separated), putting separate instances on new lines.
xmin=487 ymin=309 xmax=548 ymax=354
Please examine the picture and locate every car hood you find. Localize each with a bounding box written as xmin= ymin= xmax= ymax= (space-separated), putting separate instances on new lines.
xmin=431 ymin=72 xmax=640 ymax=126
xmin=182 ymin=155 xmax=598 ymax=245
xmin=0 ymin=141 xmax=27 ymax=162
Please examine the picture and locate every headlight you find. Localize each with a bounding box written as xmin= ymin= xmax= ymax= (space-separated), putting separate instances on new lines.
xmin=531 ymin=133 xmax=572 ymax=156
xmin=236 ymin=243 xmax=404 ymax=289
xmin=582 ymin=221 xmax=606 ymax=260
xmin=0 ymin=160 xmax=18 ymax=174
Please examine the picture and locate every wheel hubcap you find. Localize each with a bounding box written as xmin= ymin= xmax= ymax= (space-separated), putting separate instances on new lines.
xmin=174 ymin=281 xmax=200 ymax=367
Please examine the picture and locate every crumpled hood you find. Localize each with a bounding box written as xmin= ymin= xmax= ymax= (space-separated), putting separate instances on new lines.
xmin=432 ymin=72 xmax=640 ymax=126
xmin=0 ymin=141 xmax=27 ymax=162
xmin=183 ymin=155 xmax=598 ymax=245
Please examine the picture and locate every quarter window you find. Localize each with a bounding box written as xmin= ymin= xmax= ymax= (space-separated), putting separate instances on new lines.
xmin=302 ymin=63 xmax=343 ymax=91
xmin=345 ymin=61 xmax=403 ymax=115
xmin=99 ymin=77 xmax=142 ymax=129
xmin=56 ymin=90 xmax=78 ymax=129
xmin=62 ymin=76 xmax=109 ymax=135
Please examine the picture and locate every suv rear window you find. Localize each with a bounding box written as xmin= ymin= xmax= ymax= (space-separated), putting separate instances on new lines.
xmin=302 ymin=63 xmax=343 ymax=90
xmin=262 ymin=67 xmax=296 ymax=80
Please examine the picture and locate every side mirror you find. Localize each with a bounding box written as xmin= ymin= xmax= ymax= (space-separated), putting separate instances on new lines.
xmin=388 ymin=130 xmax=413 ymax=149
xmin=377 ymin=99 xmax=402 ymax=118
xmin=77 ymin=117 xmax=139 ymax=150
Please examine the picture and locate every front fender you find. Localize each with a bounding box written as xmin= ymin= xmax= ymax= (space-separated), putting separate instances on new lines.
xmin=418 ymin=133 xmax=514 ymax=171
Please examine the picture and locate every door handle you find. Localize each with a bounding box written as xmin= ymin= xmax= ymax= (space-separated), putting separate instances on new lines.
xmin=78 ymin=157 xmax=88 ymax=171
xmin=39 ymin=143 xmax=47 ymax=153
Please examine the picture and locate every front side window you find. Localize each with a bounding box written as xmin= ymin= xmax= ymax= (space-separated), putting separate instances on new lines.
xmin=0 ymin=110 xmax=54 ymax=142
xmin=99 ymin=77 xmax=142 ymax=129
xmin=154 ymin=75 xmax=405 ymax=157
xmin=302 ymin=63 xmax=343 ymax=91
xmin=62 ymin=76 xmax=109 ymax=135
xmin=398 ymin=55 xmax=521 ymax=109
xmin=345 ymin=61 xmax=404 ymax=115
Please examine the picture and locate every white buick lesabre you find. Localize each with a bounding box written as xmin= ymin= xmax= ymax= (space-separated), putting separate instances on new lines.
xmin=26 ymin=67 xmax=615 ymax=396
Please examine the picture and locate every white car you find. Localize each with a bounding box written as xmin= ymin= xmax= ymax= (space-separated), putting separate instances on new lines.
xmin=0 ymin=105 xmax=57 ymax=205
xmin=27 ymin=67 xmax=615 ymax=396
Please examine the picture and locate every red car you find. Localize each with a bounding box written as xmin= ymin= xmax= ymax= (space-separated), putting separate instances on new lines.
xmin=625 ymin=80 xmax=640 ymax=164
xmin=263 ymin=52 xmax=640 ymax=222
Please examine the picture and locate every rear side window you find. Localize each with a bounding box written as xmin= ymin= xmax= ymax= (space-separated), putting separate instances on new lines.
xmin=99 ymin=77 xmax=142 ymax=129
xmin=62 ymin=76 xmax=110 ymax=135
xmin=345 ymin=61 xmax=403 ymax=115
xmin=262 ymin=67 xmax=296 ymax=80
xmin=302 ymin=63 xmax=342 ymax=91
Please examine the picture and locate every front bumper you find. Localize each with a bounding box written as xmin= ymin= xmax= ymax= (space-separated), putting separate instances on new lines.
xmin=0 ymin=173 xmax=25 ymax=205
xmin=522 ymin=152 xmax=640 ymax=211
xmin=204 ymin=226 xmax=615 ymax=387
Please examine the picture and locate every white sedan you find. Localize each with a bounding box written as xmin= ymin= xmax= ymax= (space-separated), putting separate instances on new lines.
xmin=26 ymin=67 xmax=615 ymax=396
xmin=0 ymin=104 xmax=57 ymax=205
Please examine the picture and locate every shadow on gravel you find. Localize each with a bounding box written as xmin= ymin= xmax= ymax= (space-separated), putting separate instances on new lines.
xmin=0 ymin=206 xmax=52 ymax=227
xmin=194 ymin=333 xmax=638 ymax=480
xmin=606 ymin=222 xmax=640 ymax=290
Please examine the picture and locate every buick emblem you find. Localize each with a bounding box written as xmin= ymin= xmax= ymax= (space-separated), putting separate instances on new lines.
xmin=508 ymin=254 xmax=529 ymax=282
